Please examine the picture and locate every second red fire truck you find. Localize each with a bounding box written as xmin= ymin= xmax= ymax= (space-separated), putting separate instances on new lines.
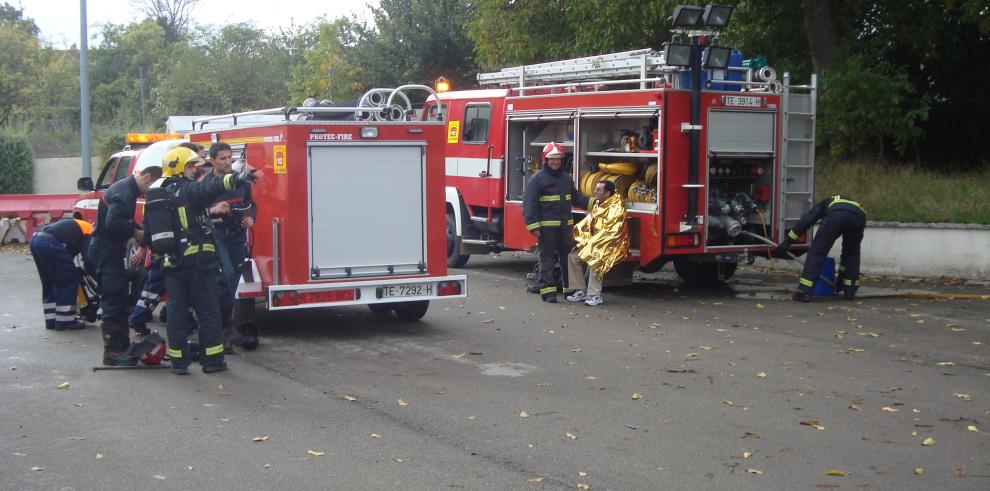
xmin=432 ymin=47 xmax=817 ymax=284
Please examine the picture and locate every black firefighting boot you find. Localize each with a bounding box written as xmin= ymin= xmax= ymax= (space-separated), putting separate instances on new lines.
xmin=791 ymin=285 xmax=813 ymax=303
xmin=102 ymin=321 xmax=137 ymax=366
xmin=843 ymin=284 xmax=859 ymax=301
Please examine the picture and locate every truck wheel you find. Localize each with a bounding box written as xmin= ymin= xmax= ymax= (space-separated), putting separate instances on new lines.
xmin=368 ymin=303 xmax=393 ymax=314
xmin=673 ymin=259 xmax=737 ymax=285
xmin=394 ymin=300 xmax=429 ymax=321
xmin=446 ymin=213 xmax=469 ymax=268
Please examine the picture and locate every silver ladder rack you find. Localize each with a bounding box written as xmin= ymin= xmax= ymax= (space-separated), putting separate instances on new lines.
xmin=777 ymin=72 xmax=818 ymax=241
xmin=477 ymin=49 xmax=671 ymax=88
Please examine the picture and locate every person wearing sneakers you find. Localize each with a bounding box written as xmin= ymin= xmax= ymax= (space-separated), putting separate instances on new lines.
xmin=523 ymin=142 xmax=592 ymax=303
xmin=29 ymin=218 xmax=94 ymax=330
xmin=565 ymin=180 xmax=629 ymax=307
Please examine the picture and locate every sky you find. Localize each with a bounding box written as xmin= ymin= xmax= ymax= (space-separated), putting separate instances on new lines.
xmin=17 ymin=0 xmax=376 ymax=48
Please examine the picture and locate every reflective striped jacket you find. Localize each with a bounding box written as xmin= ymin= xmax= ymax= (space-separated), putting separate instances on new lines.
xmin=788 ymin=194 xmax=867 ymax=240
xmin=523 ymin=168 xmax=592 ymax=231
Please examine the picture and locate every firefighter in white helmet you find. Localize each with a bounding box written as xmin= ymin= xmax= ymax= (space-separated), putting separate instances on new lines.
xmin=523 ymin=142 xmax=593 ymax=303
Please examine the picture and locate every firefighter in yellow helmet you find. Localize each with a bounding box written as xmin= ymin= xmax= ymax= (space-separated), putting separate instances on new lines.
xmin=147 ymin=146 xmax=257 ymax=374
xmin=523 ymin=142 xmax=592 ymax=303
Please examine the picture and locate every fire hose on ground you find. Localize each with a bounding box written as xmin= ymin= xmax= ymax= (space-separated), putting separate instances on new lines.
xmin=739 ymin=231 xmax=988 ymax=301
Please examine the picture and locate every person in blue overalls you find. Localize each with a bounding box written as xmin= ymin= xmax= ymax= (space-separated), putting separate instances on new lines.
xmin=30 ymin=218 xmax=93 ymax=330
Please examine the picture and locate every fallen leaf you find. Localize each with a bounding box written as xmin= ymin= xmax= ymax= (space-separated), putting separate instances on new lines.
xmin=882 ymin=406 xmax=900 ymax=413
xmin=154 ymin=475 xmax=166 ymax=480
xmin=187 ymin=465 xmax=194 ymax=470
xmin=31 ymin=466 xmax=44 ymax=471
xmin=482 ymin=319 xmax=495 ymax=324
xmin=371 ymin=433 xmax=382 ymax=439
xmin=69 ymin=437 xmax=86 ymax=441
xmin=746 ymin=468 xmax=763 ymax=475
xmin=921 ymin=437 xmax=936 ymax=446
xmin=743 ymin=451 xmax=752 ymax=459
xmin=950 ymin=327 xmax=967 ymax=332
xmin=968 ymin=425 xmax=979 ymax=433
xmin=914 ymin=467 xmax=924 ymax=475
xmin=577 ymin=484 xmax=591 ymax=490
xmin=397 ymin=399 xmax=408 ymax=407
xmin=452 ymin=353 xmax=467 ymax=359
xmin=849 ymin=405 xmax=861 ymax=411
xmin=527 ymin=476 xmax=545 ymax=483
xmin=685 ymin=353 xmax=699 ymax=358
xmin=584 ymin=375 xmax=597 ymax=380
xmin=498 ymin=306 xmax=506 ymax=310
xmin=953 ymin=393 xmax=972 ymax=401
xmin=220 ymin=417 xmax=230 ymax=422
xmin=571 ymin=348 xmax=583 ymax=353
xmin=578 ymin=471 xmax=588 ymax=477
xmin=264 ymin=464 xmax=271 ymax=469
xmin=937 ymin=361 xmax=955 ymax=366
xmin=800 ymin=419 xmax=825 ymax=430
xmin=650 ymin=323 xmax=661 ymax=329
xmin=307 ymin=450 xmax=325 ymax=457
xmin=757 ymin=372 xmax=767 ymax=379
xmin=56 ymin=382 xmax=70 ymax=390
xmin=520 ymin=411 xmax=530 ymax=418
xmin=722 ymin=400 xmax=735 ymax=406
xmin=217 ymin=384 xmax=224 ymax=391
xmin=343 ymin=395 xmax=357 ymax=401
xmin=467 ymin=416 xmax=476 ymax=421
xmin=566 ymin=432 xmax=578 ymax=440
xmin=858 ymin=332 xmax=880 ymax=337
xmin=252 ymin=436 xmax=269 ymax=442
xmin=393 ymin=458 xmax=403 ymax=463
xmin=954 ymin=468 xmax=967 ymax=477
xmin=95 ymin=453 xmax=103 ymax=459
xmin=631 ymin=393 xmax=642 ymax=400
xmin=971 ymin=341 xmax=983 ymax=345
xmin=825 ymin=469 xmax=846 ymax=476
xmin=743 ymin=432 xmax=759 ymax=439
xmin=756 ymin=303 xmax=765 ymax=309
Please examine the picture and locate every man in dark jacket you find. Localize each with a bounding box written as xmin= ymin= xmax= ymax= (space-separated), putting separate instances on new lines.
xmin=30 ymin=218 xmax=93 ymax=330
xmin=523 ymin=142 xmax=592 ymax=303
xmin=89 ymin=166 xmax=162 ymax=365
xmin=779 ymin=194 xmax=867 ymax=302
xmin=155 ymin=146 xmax=256 ymax=374
xmin=204 ymin=142 xmax=258 ymax=351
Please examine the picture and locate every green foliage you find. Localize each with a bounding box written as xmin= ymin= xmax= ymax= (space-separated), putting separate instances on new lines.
xmin=0 ymin=125 xmax=34 ymax=193
xmin=0 ymin=23 xmax=42 ymax=125
xmin=469 ymin=0 xmax=674 ymax=68
xmin=816 ymin=158 xmax=990 ymax=224
xmin=818 ymin=54 xmax=929 ymax=159
xmin=289 ymin=19 xmax=364 ymax=102
xmin=0 ymin=2 xmax=38 ymax=36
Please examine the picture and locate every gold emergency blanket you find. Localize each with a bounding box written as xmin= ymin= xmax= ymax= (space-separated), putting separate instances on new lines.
xmin=573 ymin=193 xmax=629 ymax=278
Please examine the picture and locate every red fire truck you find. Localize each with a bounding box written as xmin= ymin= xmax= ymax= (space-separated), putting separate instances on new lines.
xmin=433 ymin=48 xmax=817 ymax=284
xmin=186 ymin=85 xmax=467 ymax=321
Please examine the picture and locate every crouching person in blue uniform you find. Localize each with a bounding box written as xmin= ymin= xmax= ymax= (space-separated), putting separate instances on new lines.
xmin=150 ymin=146 xmax=257 ymax=375
xmin=30 ymin=218 xmax=94 ymax=330
xmin=779 ymin=194 xmax=867 ymax=302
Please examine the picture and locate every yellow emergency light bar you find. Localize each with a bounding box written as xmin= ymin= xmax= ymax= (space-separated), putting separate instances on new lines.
xmin=435 ymin=76 xmax=450 ymax=93
xmin=125 ymin=133 xmax=182 ymax=145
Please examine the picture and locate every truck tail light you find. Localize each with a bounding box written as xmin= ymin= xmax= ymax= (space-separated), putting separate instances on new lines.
xmin=272 ymin=290 xmax=300 ymax=307
xmin=436 ymin=281 xmax=462 ymax=296
xmin=666 ymin=233 xmax=700 ymax=248
xmin=299 ymin=289 xmax=358 ymax=304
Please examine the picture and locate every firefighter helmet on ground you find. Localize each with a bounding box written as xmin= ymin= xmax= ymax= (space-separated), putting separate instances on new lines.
xmin=162 ymin=146 xmax=204 ymax=177
xmin=542 ymin=142 xmax=566 ymax=162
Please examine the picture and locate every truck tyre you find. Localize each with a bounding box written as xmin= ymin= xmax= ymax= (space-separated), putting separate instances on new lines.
xmin=446 ymin=213 xmax=469 ymax=268
xmin=673 ymin=259 xmax=737 ymax=285
xmin=368 ymin=303 xmax=393 ymax=314
xmin=394 ymin=300 xmax=429 ymax=321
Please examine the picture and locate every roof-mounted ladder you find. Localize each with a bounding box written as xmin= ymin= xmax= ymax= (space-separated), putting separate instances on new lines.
xmin=477 ymin=48 xmax=670 ymax=88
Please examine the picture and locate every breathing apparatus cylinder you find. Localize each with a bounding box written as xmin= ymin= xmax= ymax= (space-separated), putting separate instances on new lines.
xmin=144 ymin=179 xmax=178 ymax=255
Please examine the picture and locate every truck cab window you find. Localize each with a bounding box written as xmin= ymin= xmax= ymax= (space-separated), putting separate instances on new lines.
xmin=96 ymin=158 xmax=119 ymax=190
xmin=462 ymin=104 xmax=491 ymax=143
xmin=113 ymin=156 xmax=133 ymax=183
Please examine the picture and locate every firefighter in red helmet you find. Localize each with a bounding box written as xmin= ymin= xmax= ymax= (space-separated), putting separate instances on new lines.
xmin=523 ymin=142 xmax=593 ymax=303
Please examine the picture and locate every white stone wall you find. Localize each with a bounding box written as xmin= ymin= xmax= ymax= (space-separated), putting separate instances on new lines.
xmin=33 ymin=157 xmax=102 ymax=194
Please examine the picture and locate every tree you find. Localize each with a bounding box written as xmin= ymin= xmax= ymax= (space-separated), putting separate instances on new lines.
xmin=0 ymin=2 xmax=38 ymax=37
xmin=469 ymin=0 xmax=675 ymax=69
xmin=288 ymin=19 xmax=365 ymax=103
xmin=131 ymin=0 xmax=200 ymax=44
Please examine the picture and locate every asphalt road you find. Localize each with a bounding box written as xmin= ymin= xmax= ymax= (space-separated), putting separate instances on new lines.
xmin=2 ymin=246 xmax=989 ymax=490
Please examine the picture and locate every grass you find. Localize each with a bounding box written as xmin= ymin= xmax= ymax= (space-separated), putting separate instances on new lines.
xmin=814 ymin=158 xmax=990 ymax=224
